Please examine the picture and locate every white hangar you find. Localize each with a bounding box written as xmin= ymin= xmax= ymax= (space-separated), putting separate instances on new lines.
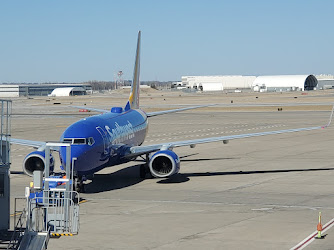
xmin=181 ymin=75 xmax=319 ymax=92
xmin=252 ymin=75 xmax=318 ymax=92
xmin=181 ymin=75 xmax=256 ymax=91
xmin=48 ymin=87 xmax=86 ymax=97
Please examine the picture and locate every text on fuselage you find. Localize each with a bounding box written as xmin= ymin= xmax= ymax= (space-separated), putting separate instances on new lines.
xmin=104 ymin=121 xmax=135 ymax=144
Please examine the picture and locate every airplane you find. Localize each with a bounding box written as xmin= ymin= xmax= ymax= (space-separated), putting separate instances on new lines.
xmin=10 ymin=31 xmax=333 ymax=192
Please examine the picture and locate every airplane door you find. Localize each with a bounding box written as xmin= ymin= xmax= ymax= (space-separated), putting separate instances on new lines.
xmin=96 ymin=126 xmax=109 ymax=155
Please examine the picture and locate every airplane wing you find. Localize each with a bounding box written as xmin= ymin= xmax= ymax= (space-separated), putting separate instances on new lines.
xmin=146 ymin=105 xmax=215 ymax=117
xmin=9 ymin=138 xmax=60 ymax=151
xmin=8 ymin=104 xmax=213 ymax=151
xmin=72 ymin=104 xmax=215 ymax=116
xmin=127 ymin=107 xmax=334 ymax=158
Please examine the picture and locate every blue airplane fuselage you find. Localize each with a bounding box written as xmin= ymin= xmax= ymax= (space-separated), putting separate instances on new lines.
xmin=59 ymin=109 xmax=148 ymax=176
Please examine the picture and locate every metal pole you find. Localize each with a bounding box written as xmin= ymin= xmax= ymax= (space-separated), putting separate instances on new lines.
xmin=44 ymin=146 xmax=50 ymax=206
xmin=65 ymin=145 xmax=71 ymax=231
xmin=65 ymin=146 xmax=71 ymax=193
xmin=71 ymin=157 xmax=77 ymax=194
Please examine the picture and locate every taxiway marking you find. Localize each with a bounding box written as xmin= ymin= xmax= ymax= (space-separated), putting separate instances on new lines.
xmin=290 ymin=217 xmax=334 ymax=250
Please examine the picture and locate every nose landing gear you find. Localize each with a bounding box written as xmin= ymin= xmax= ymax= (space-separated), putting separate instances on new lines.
xmin=74 ymin=177 xmax=85 ymax=193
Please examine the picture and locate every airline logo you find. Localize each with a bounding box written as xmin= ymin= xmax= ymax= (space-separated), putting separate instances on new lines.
xmin=104 ymin=121 xmax=135 ymax=144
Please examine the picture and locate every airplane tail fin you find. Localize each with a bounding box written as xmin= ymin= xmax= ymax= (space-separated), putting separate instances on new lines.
xmin=125 ymin=31 xmax=141 ymax=111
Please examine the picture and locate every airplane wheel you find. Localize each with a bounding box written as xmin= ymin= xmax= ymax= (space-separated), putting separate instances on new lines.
xmin=74 ymin=177 xmax=85 ymax=193
xmin=139 ymin=164 xmax=153 ymax=179
xmin=139 ymin=164 xmax=147 ymax=178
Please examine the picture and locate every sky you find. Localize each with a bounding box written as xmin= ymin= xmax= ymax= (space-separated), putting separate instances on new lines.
xmin=0 ymin=0 xmax=333 ymax=83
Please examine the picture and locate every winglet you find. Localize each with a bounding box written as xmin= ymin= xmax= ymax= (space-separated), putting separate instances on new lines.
xmin=125 ymin=31 xmax=141 ymax=111
xmin=322 ymin=105 xmax=334 ymax=128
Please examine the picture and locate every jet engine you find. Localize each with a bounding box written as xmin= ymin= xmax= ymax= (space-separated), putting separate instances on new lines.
xmin=149 ymin=150 xmax=180 ymax=178
xmin=23 ymin=151 xmax=55 ymax=176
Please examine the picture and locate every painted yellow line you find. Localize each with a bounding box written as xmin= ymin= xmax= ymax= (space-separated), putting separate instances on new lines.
xmin=10 ymin=212 xmax=22 ymax=217
xmin=51 ymin=233 xmax=74 ymax=237
xmin=79 ymin=199 xmax=88 ymax=204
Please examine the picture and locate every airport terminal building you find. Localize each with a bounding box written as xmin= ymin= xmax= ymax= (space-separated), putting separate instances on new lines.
xmin=0 ymin=84 xmax=92 ymax=97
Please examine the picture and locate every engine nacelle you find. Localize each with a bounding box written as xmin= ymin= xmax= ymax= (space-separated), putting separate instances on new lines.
xmin=149 ymin=150 xmax=180 ymax=178
xmin=23 ymin=151 xmax=55 ymax=176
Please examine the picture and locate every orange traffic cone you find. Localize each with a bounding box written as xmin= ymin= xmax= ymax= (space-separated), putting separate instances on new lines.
xmin=316 ymin=212 xmax=323 ymax=239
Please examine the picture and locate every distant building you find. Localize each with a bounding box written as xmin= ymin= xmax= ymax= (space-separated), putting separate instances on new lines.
xmin=171 ymin=82 xmax=187 ymax=90
xmin=181 ymin=74 xmax=321 ymax=92
xmin=48 ymin=87 xmax=87 ymax=97
xmin=0 ymin=84 xmax=92 ymax=97
xmin=316 ymin=79 xmax=334 ymax=89
xmin=197 ymin=82 xmax=224 ymax=91
xmin=315 ymin=74 xmax=334 ymax=80
xmin=252 ymin=75 xmax=318 ymax=92
xmin=315 ymin=74 xmax=334 ymax=89
xmin=181 ymin=75 xmax=256 ymax=91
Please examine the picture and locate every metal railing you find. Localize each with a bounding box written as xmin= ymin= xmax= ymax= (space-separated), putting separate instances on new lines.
xmin=7 ymin=208 xmax=26 ymax=250
xmin=14 ymin=142 xmax=80 ymax=250
xmin=13 ymin=197 xmax=26 ymax=231
xmin=27 ymin=190 xmax=79 ymax=234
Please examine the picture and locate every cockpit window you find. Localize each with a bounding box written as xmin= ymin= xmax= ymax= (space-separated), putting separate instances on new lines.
xmin=63 ymin=138 xmax=94 ymax=145
xmin=87 ymin=137 xmax=95 ymax=146
xmin=73 ymin=138 xmax=86 ymax=144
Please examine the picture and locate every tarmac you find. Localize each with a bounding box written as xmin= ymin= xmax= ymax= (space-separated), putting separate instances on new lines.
xmin=8 ymin=89 xmax=334 ymax=249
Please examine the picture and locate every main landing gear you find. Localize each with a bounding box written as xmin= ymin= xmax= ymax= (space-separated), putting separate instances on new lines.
xmin=139 ymin=154 xmax=152 ymax=179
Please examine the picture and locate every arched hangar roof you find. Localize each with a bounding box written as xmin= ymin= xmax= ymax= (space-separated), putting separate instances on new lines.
xmin=49 ymin=87 xmax=86 ymax=97
xmin=252 ymin=75 xmax=318 ymax=91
